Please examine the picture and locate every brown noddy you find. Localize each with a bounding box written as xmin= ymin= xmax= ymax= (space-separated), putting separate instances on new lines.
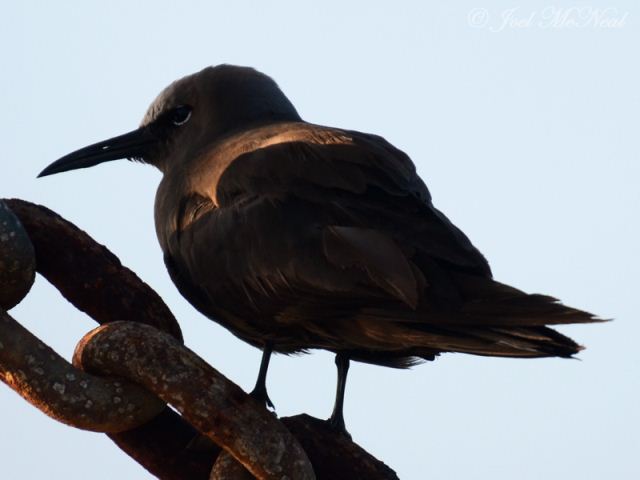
xmin=39 ymin=65 xmax=598 ymax=434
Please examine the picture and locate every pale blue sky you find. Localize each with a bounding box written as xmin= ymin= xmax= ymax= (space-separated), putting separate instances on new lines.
xmin=1 ymin=2 xmax=638 ymax=479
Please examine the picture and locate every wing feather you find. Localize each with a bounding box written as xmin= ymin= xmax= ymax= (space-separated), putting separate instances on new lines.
xmin=164 ymin=122 xmax=596 ymax=360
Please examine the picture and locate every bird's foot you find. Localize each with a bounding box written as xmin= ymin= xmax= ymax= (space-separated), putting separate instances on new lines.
xmin=326 ymin=413 xmax=352 ymax=439
xmin=249 ymin=384 xmax=276 ymax=412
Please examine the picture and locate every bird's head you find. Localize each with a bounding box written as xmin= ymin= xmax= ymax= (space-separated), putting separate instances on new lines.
xmin=38 ymin=65 xmax=301 ymax=176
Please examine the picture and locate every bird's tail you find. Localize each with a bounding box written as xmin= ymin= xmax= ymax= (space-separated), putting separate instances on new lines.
xmin=354 ymin=273 xmax=602 ymax=362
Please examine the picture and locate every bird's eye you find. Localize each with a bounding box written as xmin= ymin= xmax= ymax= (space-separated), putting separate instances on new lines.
xmin=171 ymin=105 xmax=192 ymax=126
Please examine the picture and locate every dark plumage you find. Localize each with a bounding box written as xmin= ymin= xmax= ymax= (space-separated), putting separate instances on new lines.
xmin=39 ymin=65 xmax=598 ymax=433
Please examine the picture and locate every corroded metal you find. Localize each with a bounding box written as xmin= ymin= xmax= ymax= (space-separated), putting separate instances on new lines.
xmin=4 ymin=199 xmax=183 ymax=342
xmin=0 ymin=308 xmax=164 ymax=432
xmin=74 ymin=321 xmax=316 ymax=480
xmin=282 ymin=414 xmax=399 ymax=480
xmin=0 ymin=198 xmax=401 ymax=479
xmin=209 ymin=414 xmax=401 ymax=480
xmin=0 ymin=200 xmax=35 ymax=310
xmin=108 ymin=407 xmax=219 ymax=480
xmin=210 ymin=451 xmax=256 ymax=480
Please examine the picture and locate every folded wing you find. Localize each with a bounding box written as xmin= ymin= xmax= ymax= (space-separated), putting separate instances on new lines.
xmin=168 ymin=122 xmax=598 ymax=363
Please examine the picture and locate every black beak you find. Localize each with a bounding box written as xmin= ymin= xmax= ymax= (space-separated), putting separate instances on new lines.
xmin=38 ymin=126 xmax=157 ymax=178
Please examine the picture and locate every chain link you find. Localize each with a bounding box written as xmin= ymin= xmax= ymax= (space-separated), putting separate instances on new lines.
xmin=0 ymin=199 xmax=398 ymax=480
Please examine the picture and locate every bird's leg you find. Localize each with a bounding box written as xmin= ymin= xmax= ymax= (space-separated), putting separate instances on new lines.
xmin=249 ymin=342 xmax=275 ymax=411
xmin=328 ymin=353 xmax=351 ymax=437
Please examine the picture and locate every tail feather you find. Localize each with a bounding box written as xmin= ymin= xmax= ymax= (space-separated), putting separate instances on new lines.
xmin=353 ymin=274 xmax=600 ymax=360
xmin=439 ymin=325 xmax=583 ymax=358
xmin=451 ymin=272 xmax=601 ymax=326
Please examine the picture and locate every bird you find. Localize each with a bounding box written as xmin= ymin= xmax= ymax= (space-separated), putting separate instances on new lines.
xmin=39 ymin=64 xmax=598 ymax=435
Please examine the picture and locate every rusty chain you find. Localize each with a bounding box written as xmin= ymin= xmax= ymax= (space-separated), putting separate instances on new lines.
xmin=0 ymin=198 xmax=399 ymax=480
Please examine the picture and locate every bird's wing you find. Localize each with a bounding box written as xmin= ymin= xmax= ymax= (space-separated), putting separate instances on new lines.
xmin=213 ymin=122 xmax=492 ymax=280
xmin=172 ymin=123 xmax=482 ymax=317
xmin=169 ymin=123 xmax=597 ymax=359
